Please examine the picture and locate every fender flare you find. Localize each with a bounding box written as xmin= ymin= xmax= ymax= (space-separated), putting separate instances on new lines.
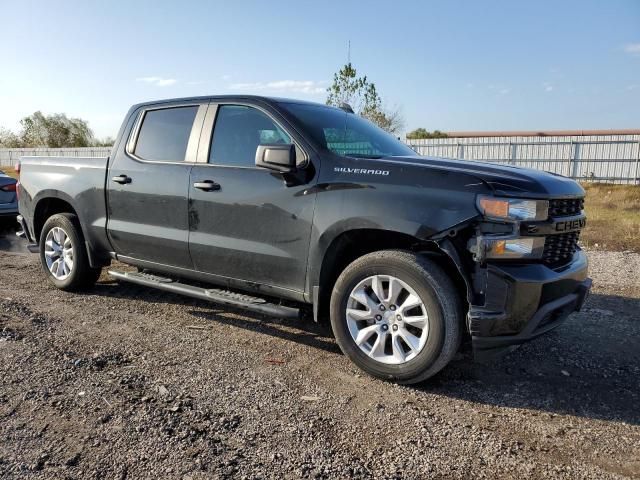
xmin=435 ymin=237 xmax=474 ymax=305
xmin=31 ymin=190 xmax=104 ymax=268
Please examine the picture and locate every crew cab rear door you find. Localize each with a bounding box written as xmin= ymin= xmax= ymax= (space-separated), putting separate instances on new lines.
xmin=188 ymin=101 xmax=317 ymax=295
xmin=106 ymin=102 xmax=207 ymax=268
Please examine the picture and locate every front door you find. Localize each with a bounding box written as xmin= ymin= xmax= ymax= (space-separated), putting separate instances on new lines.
xmin=188 ymin=104 xmax=316 ymax=293
xmin=107 ymin=103 xmax=205 ymax=268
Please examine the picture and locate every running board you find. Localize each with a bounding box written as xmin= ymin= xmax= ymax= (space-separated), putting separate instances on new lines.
xmin=107 ymin=270 xmax=300 ymax=319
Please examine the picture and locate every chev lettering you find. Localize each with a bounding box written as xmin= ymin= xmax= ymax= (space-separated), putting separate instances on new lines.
xmin=334 ymin=167 xmax=390 ymax=176
xmin=555 ymin=218 xmax=586 ymax=232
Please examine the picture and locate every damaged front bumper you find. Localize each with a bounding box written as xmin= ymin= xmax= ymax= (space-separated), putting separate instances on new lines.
xmin=469 ymin=249 xmax=591 ymax=361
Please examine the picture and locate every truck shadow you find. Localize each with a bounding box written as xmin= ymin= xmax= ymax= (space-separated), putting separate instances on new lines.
xmin=93 ymin=280 xmax=640 ymax=425
xmin=92 ymin=279 xmax=341 ymax=355
xmin=187 ymin=309 xmax=341 ymax=355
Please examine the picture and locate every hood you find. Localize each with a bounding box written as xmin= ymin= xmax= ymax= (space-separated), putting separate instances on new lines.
xmin=382 ymin=155 xmax=585 ymax=198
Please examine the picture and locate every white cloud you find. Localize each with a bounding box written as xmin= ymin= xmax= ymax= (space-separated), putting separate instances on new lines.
xmin=136 ymin=76 xmax=177 ymax=87
xmin=221 ymin=74 xmax=232 ymax=81
xmin=623 ymin=43 xmax=640 ymax=55
xmin=488 ymin=84 xmax=510 ymax=95
xmin=543 ymin=82 xmax=553 ymax=92
xmin=229 ymin=80 xmax=326 ymax=95
xmin=627 ymin=84 xmax=639 ymax=91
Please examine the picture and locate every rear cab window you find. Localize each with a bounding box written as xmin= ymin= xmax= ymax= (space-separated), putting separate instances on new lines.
xmin=133 ymin=106 xmax=199 ymax=162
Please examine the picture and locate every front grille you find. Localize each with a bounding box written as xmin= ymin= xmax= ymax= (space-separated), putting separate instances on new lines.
xmin=542 ymin=197 xmax=584 ymax=267
xmin=549 ymin=198 xmax=584 ymax=217
xmin=543 ymin=231 xmax=580 ymax=267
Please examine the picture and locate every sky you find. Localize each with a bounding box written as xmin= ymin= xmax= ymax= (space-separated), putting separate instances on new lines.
xmin=0 ymin=0 xmax=639 ymax=139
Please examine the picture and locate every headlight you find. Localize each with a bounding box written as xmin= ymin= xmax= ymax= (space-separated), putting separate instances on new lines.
xmin=484 ymin=237 xmax=545 ymax=259
xmin=477 ymin=196 xmax=548 ymax=221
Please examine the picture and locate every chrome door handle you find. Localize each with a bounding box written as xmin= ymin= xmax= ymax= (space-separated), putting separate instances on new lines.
xmin=193 ymin=180 xmax=221 ymax=191
xmin=112 ymin=175 xmax=132 ymax=184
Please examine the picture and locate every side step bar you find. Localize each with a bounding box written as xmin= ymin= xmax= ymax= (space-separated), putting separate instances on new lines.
xmin=107 ymin=270 xmax=300 ymax=319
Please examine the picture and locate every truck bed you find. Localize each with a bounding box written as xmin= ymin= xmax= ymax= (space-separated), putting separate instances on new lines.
xmin=18 ymin=156 xmax=112 ymax=256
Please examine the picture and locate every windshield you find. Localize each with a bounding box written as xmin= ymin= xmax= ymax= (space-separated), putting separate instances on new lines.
xmin=279 ymin=102 xmax=416 ymax=158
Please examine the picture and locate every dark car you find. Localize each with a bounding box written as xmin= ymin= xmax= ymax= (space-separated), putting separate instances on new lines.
xmin=0 ymin=170 xmax=18 ymax=218
xmin=15 ymin=96 xmax=591 ymax=384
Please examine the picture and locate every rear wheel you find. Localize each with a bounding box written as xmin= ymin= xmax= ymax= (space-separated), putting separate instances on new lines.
xmin=39 ymin=213 xmax=101 ymax=291
xmin=330 ymin=250 xmax=462 ymax=384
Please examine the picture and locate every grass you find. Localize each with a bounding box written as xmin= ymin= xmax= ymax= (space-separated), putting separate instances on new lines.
xmin=581 ymin=183 xmax=640 ymax=252
xmin=1 ymin=166 xmax=18 ymax=179
xmin=1 ymin=163 xmax=638 ymax=251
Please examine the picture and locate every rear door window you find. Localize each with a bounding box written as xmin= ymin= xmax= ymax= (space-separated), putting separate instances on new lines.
xmin=133 ymin=106 xmax=198 ymax=162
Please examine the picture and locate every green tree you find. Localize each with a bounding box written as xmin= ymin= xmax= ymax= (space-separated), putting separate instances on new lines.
xmin=0 ymin=112 xmax=111 ymax=148
xmin=93 ymin=136 xmax=115 ymax=147
xmin=406 ymin=128 xmax=448 ymax=139
xmin=0 ymin=128 xmax=22 ymax=148
xmin=326 ymin=63 xmax=404 ymax=135
xmin=20 ymin=111 xmax=94 ymax=147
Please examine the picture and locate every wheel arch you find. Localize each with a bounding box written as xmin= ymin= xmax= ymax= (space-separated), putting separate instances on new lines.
xmin=33 ymin=193 xmax=78 ymax=241
xmin=312 ymin=228 xmax=472 ymax=327
xmin=32 ymin=191 xmax=106 ymax=268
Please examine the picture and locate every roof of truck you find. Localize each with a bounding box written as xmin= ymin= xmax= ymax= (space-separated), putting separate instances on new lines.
xmin=130 ymin=95 xmax=327 ymax=110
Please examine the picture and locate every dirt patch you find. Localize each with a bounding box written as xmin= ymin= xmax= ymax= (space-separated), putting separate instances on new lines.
xmin=0 ymin=250 xmax=639 ymax=479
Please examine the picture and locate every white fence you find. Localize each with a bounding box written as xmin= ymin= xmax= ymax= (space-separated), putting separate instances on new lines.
xmin=407 ymin=134 xmax=640 ymax=184
xmin=2 ymin=135 xmax=640 ymax=184
xmin=0 ymin=147 xmax=112 ymax=167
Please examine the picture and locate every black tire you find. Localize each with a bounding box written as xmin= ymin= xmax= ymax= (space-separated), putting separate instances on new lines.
xmin=330 ymin=250 xmax=462 ymax=384
xmin=39 ymin=213 xmax=101 ymax=291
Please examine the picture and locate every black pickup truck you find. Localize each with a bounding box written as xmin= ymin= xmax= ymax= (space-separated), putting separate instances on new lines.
xmin=16 ymin=96 xmax=591 ymax=383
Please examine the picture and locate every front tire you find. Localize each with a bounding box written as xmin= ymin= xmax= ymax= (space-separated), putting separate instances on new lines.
xmin=39 ymin=213 xmax=101 ymax=291
xmin=330 ymin=250 xmax=462 ymax=384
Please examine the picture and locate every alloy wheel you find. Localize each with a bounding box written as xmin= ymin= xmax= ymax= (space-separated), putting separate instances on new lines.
xmin=346 ymin=275 xmax=429 ymax=365
xmin=44 ymin=227 xmax=74 ymax=280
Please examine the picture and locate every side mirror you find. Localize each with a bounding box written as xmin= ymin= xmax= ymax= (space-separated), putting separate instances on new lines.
xmin=255 ymin=144 xmax=296 ymax=173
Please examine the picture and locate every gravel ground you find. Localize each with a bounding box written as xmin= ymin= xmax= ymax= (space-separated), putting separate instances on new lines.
xmin=0 ymin=239 xmax=639 ymax=479
xmin=0 ymin=219 xmax=22 ymax=253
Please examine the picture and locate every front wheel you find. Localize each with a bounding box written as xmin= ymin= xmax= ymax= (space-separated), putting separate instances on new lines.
xmin=330 ymin=250 xmax=462 ymax=384
xmin=39 ymin=213 xmax=101 ymax=291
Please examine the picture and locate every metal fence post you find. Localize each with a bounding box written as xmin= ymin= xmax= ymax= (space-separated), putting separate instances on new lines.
xmin=571 ymin=141 xmax=581 ymax=180
xmin=567 ymin=141 xmax=575 ymax=179
xmin=457 ymin=143 xmax=464 ymax=159
xmin=635 ymin=139 xmax=640 ymax=185
xmin=510 ymin=143 xmax=517 ymax=165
